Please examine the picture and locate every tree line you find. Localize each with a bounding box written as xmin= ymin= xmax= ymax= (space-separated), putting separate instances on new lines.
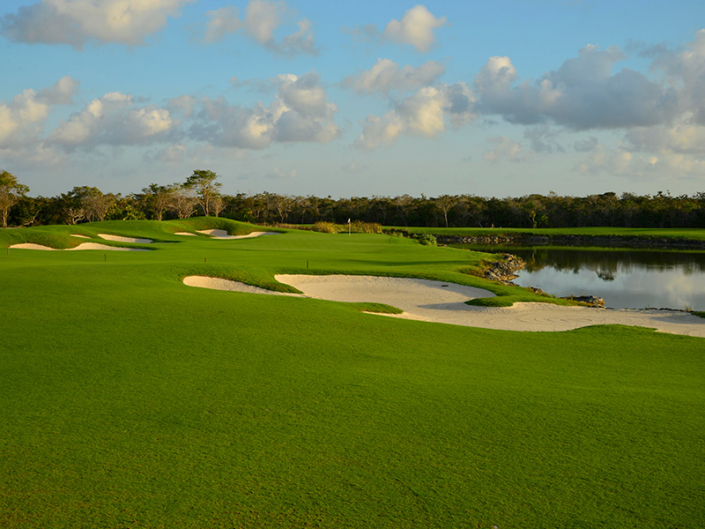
xmin=2 ymin=169 xmax=705 ymax=229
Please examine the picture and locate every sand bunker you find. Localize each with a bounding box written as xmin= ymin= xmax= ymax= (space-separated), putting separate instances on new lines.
xmin=274 ymin=275 xmax=705 ymax=338
xmin=183 ymin=276 xmax=303 ymax=296
xmin=71 ymin=234 xmax=91 ymax=239
xmin=10 ymin=243 xmax=148 ymax=251
xmin=196 ymin=229 xmax=281 ymax=240
xmin=174 ymin=232 xmax=197 ymax=236
xmin=98 ymin=233 xmax=152 ymax=243
xmin=182 ymin=273 xmax=705 ymax=337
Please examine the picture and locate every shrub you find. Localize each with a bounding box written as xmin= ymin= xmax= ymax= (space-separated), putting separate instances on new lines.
xmin=417 ymin=233 xmax=437 ymax=246
xmin=312 ymin=221 xmax=340 ymax=234
xmin=351 ymin=221 xmax=383 ymax=234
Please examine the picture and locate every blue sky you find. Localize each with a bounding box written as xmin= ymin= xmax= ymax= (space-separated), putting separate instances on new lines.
xmin=1 ymin=0 xmax=704 ymax=198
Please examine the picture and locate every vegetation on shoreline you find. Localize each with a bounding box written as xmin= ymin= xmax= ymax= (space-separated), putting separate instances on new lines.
xmin=5 ymin=169 xmax=705 ymax=230
xmin=402 ymin=225 xmax=705 ymax=241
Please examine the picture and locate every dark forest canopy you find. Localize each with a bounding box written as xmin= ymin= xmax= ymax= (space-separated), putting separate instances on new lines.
xmin=4 ymin=170 xmax=705 ymax=229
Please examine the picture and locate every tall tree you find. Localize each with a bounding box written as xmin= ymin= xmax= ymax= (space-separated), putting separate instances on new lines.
xmin=434 ymin=195 xmax=458 ymax=228
xmin=184 ymin=170 xmax=222 ymax=217
xmin=170 ymin=187 xmax=197 ymax=219
xmin=0 ymin=171 xmax=30 ymax=229
xmin=142 ymin=183 xmax=176 ymax=221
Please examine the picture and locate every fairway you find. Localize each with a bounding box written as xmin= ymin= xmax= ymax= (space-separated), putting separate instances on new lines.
xmin=2 ymin=219 xmax=704 ymax=528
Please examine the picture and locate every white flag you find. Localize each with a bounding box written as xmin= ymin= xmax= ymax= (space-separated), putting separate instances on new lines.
xmin=347 ymin=218 xmax=351 ymax=223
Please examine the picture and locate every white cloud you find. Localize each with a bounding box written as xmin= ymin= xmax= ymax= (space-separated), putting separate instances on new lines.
xmin=343 ymin=59 xmax=445 ymax=95
xmin=650 ymin=29 xmax=705 ymax=124
xmin=48 ymin=92 xmax=177 ymax=150
xmin=474 ymin=45 xmax=677 ymax=130
xmin=523 ymin=125 xmax=565 ymax=154
xmin=625 ymin=114 xmax=705 ymax=156
xmin=203 ymin=6 xmax=242 ymax=43
xmin=483 ymin=136 xmax=531 ymax=163
xmin=573 ymin=140 xmax=649 ymax=176
xmin=0 ymin=77 xmax=78 ymax=148
xmin=37 ymin=76 xmax=80 ymax=105
xmin=203 ymin=0 xmax=317 ymax=56
xmin=191 ymin=72 xmax=339 ymax=149
xmin=354 ymin=83 xmax=476 ymax=149
xmin=383 ymin=5 xmax=447 ymax=53
xmin=167 ymin=95 xmax=198 ymax=118
xmin=1 ymin=0 xmax=193 ymax=49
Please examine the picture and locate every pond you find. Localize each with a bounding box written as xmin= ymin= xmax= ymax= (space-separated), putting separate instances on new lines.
xmin=455 ymin=245 xmax=705 ymax=311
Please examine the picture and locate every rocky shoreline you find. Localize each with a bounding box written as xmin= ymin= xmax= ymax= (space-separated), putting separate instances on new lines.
xmin=481 ymin=253 xmax=606 ymax=307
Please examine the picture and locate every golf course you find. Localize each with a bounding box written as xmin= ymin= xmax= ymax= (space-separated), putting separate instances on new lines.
xmin=2 ymin=218 xmax=704 ymax=528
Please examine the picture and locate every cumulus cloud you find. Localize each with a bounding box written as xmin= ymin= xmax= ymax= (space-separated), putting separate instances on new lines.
xmin=203 ymin=6 xmax=242 ymax=43
xmin=37 ymin=76 xmax=80 ymax=105
xmin=203 ymin=0 xmax=317 ymax=56
xmin=48 ymin=92 xmax=177 ymax=150
xmin=0 ymin=76 xmax=78 ymax=148
xmin=473 ymin=28 xmax=705 ymax=168
xmin=625 ymin=116 xmax=705 ymax=157
xmin=383 ymin=5 xmax=447 ymax=53
xmin=523 ymin=125 xmax=565 ymax=154
xmin=354 ymin=82 xmax=476 ymax=149
xmin=1 ymin=0 xmax=193 ymax=49
xmin=474 ymin=45 xmax=678 ymax=130
xmin=574 ymin=142 xmax=645 ymax=176
xmin=344 ymin=5 xmax=447 ymax=53
xmin=167 ymin=95 xmax=198 ymax=118
xmin=650 ymin=29 xmax=705 ymax=123
xmin=483 ymin=136 xmax=531 ymax=163
xmin=343 ymin=59 xmax=445 ymax=95
xmin=190 ymin=72 xmax=339 ymax=149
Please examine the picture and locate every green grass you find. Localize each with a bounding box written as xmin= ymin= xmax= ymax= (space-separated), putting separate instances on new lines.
xmin=1 ymin=218 xmax=704 ymax=528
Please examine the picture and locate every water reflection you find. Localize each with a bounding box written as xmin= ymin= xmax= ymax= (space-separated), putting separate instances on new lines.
xmin=455 ymin=245 xmax=705 ymax=310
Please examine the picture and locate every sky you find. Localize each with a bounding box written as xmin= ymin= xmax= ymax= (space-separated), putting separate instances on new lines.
xmin=1 ymin=0 xmax=704 ymax=199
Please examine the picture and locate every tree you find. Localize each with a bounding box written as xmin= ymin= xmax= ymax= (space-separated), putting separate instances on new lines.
xmin=170 ymin=186 xmax=197 ymax=219
xmin=0 ymin=171 xmax=30 ymax=229
xmin=184 ymin=170 xmax=222 ymax=217
xmin=271 ymin=194 xmax=295 ymax=223
xmin=434 ymin=195 xmax=458 ymax=228
xmin=142 ymin=183 xmax=176 ymax=221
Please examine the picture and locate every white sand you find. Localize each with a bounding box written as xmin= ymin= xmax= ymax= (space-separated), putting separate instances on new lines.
xmin=98 ymin=233 xmax=152 ymax=243
xmin=184 ymin=273 xmax=705 ymax=337
xmin=196 ymin=229 xmax=281 ymax=239
xmin=9 ymin=243 xmax=148 ymax=251
xmin=9 ymin=243 xmax=57 ymax=250
xmin=273 ymin=274 xmax=705 ymax=338
xmin=183 ymin=276 xmax=303 ymax=296
xmin=174 ymin=232 xmax=197 ymax=236
xmin=71 ymin=234 xmax=91 ymax=239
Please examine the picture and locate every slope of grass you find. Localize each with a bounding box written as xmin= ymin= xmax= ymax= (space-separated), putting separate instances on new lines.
xmin=1 ymin=219 xmax=704 ymax=528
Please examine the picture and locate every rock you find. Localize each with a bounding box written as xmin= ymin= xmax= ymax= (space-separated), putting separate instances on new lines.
xmin=482 ymin=254 xmax=526 ymax=285
xmin=559 ymin=295 xmax=605 ymax=307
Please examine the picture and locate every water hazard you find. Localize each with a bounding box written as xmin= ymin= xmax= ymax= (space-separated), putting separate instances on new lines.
xmin=455 ymin=245 xmax=705 ymax=311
